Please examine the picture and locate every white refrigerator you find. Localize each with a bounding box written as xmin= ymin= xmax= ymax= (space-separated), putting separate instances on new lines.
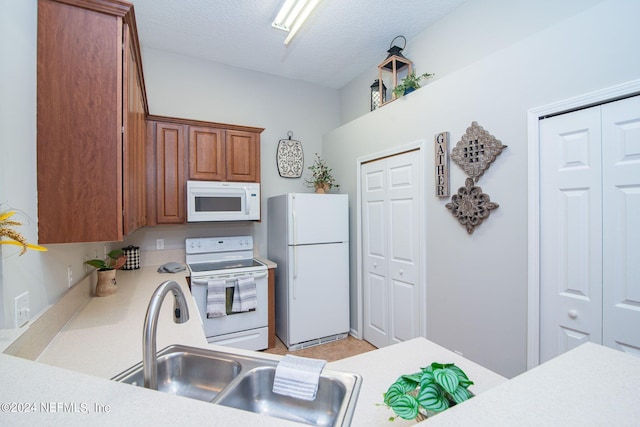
xmin=268 ymin=193 xmax=350 ymax=349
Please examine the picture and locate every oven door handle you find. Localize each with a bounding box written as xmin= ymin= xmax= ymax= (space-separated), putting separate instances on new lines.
xmin=191 ymin=271 xmax=267 ymax=286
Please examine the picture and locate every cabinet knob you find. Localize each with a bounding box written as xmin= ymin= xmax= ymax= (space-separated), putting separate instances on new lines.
xmin=399 ymin=270 xmax=404 ymax=276
xmin=373 ymin=263 xmax=377 ymax=268
xmin=568 ymin=309 xmax=578 ymax=319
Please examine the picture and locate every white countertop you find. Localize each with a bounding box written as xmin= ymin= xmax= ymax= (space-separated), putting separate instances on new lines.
xmin=423 ymin=342 xmax=640 ymax=426
xmin=37 ymin=267 xmax=209 ymax=378
xmin=3 ymin=265 xmax=638 ymax=425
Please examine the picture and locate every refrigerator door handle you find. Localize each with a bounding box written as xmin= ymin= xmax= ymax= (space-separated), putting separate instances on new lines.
xmin=292 ymin=245 xmax=297 ymax=300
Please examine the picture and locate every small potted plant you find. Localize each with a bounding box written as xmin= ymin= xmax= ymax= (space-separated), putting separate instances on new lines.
xmin=392 ymin=71 xmax=434 ymax=98
xmin=304 ymin=153 xmax=339 ymax=194
xmin=383 ymin=362 xmax=474 ymax=421
xmin=84 ymin=249 xmax=127 ymax=297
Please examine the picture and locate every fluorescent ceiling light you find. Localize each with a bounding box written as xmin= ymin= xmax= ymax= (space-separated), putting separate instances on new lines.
xmin=272 ymin=0 xmax=322 ymax=46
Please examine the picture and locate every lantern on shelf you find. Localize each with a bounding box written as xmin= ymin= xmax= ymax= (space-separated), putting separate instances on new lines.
xmin=378 ymin=35 xmax=412 ymax=104
xmin=370 ymin=79 xmax=387 ymax=111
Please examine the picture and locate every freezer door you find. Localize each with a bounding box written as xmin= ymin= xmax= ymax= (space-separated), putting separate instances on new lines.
xmin=288 ymin=193 xmax=349 ymax=245
xmin=287 ymin=242 xmax=350 ymax=345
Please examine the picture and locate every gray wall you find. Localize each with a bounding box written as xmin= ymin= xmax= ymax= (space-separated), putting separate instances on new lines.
xmin=326 ymin=0 xmax=640 ymax=378
xmin=130 ymin=48 xmax=342 ymax=257
xmin=1 ymin=0 xmax=110 ymax=328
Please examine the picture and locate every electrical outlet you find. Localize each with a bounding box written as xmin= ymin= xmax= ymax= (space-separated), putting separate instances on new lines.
xmin=156 ymin=239 xmax=164 ymax=250
xmin=67 ymin=265 xmax=73 ymax=288
xmin=14 ymin=292 xmax=30 ymax=328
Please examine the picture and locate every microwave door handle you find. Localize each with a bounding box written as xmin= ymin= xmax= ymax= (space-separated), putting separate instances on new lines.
xmin=245 ymin=187 xmax=250 ymax=215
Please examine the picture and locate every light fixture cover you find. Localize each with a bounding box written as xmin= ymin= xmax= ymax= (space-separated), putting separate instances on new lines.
xmin=272 ymin=0 xmax=322 ymax=45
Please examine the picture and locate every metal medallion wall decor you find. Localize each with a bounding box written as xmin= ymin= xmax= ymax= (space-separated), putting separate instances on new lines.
xmin=435 ymin=131 xmax=450 ymax=197
xmin=451 ymin=121 xmax=507 ymax=182
xmin=445 ymin=178 xmax=499 ymax=234
xmin=276 ymin=131 xmax=304 ymax=178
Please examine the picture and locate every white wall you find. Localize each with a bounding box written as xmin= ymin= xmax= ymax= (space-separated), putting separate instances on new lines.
xmin=0 ymin=0 xmax=109 ymax=328
xmin=327 ymin=0 xmax=640 ymax=378
xmin=340 ymin=0 xmax=603 ymax=124
xmin=132 ymin=48 xmax=341 ymax=257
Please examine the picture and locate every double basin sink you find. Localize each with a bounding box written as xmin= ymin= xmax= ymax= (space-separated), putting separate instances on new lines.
xmin=112 ymin=345 xmax=361 ymax=426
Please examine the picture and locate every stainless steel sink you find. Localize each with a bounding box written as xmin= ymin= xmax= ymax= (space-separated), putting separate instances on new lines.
xmin=216 ymin=365 xmax=356 ymax=426
xmin=113 ymin=345 xmax=361 ymax=427
xmin=113 ymin=346 xmax=241 ymax=401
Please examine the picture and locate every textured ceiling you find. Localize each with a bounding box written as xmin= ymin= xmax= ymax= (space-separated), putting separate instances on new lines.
xmin=130 ymin=0 xmax=467 ymax=89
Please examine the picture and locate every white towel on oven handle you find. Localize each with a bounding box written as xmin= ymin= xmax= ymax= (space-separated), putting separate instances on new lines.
xmin=231 ymin=276 xmax=257 ymax=312
xmin=206 ymin=279 xmax=227 ymax=318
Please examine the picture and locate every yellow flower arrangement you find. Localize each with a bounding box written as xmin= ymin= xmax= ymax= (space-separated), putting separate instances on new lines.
xmin=0 ymin=210 xmax=47 ymax=255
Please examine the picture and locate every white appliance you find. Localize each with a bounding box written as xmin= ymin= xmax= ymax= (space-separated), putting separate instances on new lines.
xmin=268 ymin=193 xmax=350 ymax=350
xmin=187 ymin=181 xmax=260 ymax=222
xmin=187 ymin=236 xmax=268 ymax=350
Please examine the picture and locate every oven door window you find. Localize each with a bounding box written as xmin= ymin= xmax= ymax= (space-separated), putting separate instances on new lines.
xmin=195 ymin=195 xmax=243 ymax=213
xmin=225 ymin=286 xmax=255 ymax=315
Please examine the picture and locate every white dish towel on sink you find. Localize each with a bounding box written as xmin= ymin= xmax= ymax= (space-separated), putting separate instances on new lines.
xmin=272 ymin=354 xmax=326 ymax=401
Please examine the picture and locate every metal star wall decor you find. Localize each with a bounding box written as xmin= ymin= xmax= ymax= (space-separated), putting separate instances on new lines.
xmin=451 ymin=121 xmax=507 ymax=182
xmin=445 ymin=178 xmax=499 ymax=234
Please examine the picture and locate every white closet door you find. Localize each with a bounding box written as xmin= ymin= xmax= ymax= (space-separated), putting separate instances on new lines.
xmin=539 ymin=106 xmax=603 ymax=363
xmin=602 ymin=96 xmax=640 ymax=356
xmin=362 ymin=149 xmax=421 ymax=348
xmin=540 ymin=95 xmax=640 ymax=363
xmin=362 ymin=160 xmax=389 ymax=348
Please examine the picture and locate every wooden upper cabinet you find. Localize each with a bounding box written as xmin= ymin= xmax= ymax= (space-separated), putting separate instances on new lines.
xmin=226 ymin=130 xmax=259 ymax=182
xmin=37 ymin=0 xmax=147 ymax=243
xmin=123 ymin=23 xmax=147 ymax=235
xmin=154 ymin=123 xmax=186 ymax=224
xmin=188 ymin=126 xmax=225 ymax=181
xmin=187 ymin=127 xmax=260 ymax=182
xmin=147 ymin=117 xmax=263 ymax=225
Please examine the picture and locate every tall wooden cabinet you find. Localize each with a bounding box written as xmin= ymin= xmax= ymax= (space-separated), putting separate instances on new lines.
xmin=37 ymin=0 xmax=148 ymax=243
xmin=146 ymin=116 xmax=263 ymax=225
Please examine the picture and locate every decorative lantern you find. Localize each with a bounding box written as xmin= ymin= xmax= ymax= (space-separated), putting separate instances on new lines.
xmin=370 ymin=79 xmax=387 ymax=111
xmin=378 ymin=35 xmax=412 ymax=104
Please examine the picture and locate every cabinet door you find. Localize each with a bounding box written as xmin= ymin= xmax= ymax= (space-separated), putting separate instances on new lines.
xmin=37 ymin=0 xmax=123 ymax=243
xmin=226 ymin=130 xmax=260 ymax=182
xmin=122 ymin=23 xmax=146 ymax=235
xmin=188 ymin=126 xmax=225 ymax=180
xmin=155 ymin=123 xmax=186 ymax=223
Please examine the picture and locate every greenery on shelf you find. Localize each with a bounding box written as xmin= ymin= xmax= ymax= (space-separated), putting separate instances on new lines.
xmin=392 ymin=71 xmax=434 ymax=98
xmin=84 ymin=249 xmax=126 ymax=271
xmin=383 ymin=362 xmax=474 ymax=421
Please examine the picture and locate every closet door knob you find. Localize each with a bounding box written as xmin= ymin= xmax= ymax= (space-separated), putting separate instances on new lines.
xmin=568 ymin=309 xmax=578 ymax=319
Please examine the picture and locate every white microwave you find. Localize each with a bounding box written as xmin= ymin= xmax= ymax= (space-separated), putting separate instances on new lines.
xmin=187 ymin=181 xmax=260 ymax=222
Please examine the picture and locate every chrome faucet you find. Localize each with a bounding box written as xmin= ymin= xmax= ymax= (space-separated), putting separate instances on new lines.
xmin=143 ymin=280 xmax=190 ymax=390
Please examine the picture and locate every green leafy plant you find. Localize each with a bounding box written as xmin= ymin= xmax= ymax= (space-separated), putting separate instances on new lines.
xmin=84 ymin=249 xmax=126 ymax=271
xmin=304 ymin=153 xmax=339 ymax=191
xmin=383 ymin=362 xmax=474 ymax=421
xmin=392 ymin=71 xmax=434 ymax=98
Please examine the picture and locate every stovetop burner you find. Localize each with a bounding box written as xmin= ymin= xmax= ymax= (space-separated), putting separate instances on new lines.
xmin=185 ymin=236 xmax=266 ymax=277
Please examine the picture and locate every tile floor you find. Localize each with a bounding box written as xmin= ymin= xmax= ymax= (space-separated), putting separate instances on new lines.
xmin=262 ymin=336 xmax=377 ymax=362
